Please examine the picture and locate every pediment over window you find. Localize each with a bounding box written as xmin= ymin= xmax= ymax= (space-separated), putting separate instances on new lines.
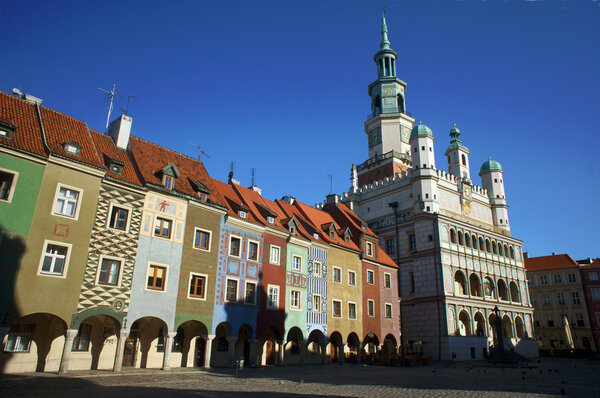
xmin=284 ymin=216 xmax=299 ymax=235
xmin=341 ymin=228 xmax=352 ymax=243
xmin=154 ymin=162 xmax=180 ymax=189
xmin=322 ymin=222 xmax=338 ymax=239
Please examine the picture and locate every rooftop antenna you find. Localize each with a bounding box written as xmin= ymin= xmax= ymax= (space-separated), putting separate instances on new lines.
xmin=251 ymin=168 xmax=255 ymax=186
xmin=328 ymin=174 xmax=333 ymax=194
xmin=97 ymin=84 xmax=118 ymax=129
xmin=120 ymin=95 xmax=137 ymax=116
xmin=187 ymin=141 xmax=210 ymax=161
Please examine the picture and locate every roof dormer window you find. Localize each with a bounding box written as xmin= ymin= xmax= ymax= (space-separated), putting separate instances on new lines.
xmin=63 ymin=141 xmax=81 ymax=156
xmin=289 ymin=226 xmax=295 ymax=235
xmin=239 ymin=210 xmax=247 ymax=219
xmin=267 ymin=216 xmax=275 ymax=224
xmin=109 ymin=162 xmax=123 ymax=175
xmin=0 ymin=121 xmax=16 ymax=140
xmin=198 ymin=192 xmax=207 ymax=202
xmin=313 ymin=233 xmax=319 ymax=240
xmin=163 ymin=175 xmax=174 ymax=189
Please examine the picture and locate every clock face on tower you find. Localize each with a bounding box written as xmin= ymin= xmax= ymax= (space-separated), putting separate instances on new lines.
xmin=385 ymin=88 xmax=393 ymax=96
xmin=368 ymin=127 xmax=382 ymax=148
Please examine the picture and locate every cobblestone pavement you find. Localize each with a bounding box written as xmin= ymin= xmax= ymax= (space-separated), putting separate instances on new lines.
xmin=1 ymin=358 xmax=598 ymax=397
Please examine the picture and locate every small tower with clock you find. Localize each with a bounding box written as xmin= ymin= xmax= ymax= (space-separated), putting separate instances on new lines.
xmin=358 ymin=13 xmax=415 ymax=186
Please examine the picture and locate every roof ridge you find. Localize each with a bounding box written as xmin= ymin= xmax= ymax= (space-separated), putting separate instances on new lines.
xmin=130 ymin=135 xmax=203 ymax=164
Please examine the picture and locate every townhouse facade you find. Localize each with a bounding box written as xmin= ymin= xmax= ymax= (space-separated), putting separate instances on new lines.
xmin=580 ymin=259 xmax=600 ymax=353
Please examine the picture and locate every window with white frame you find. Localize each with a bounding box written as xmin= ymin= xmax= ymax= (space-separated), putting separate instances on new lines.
xmin=385 ymin=303 xmax=393 ymax=318
xmin=367 ymin=269 xmax=375 ymax=285
xmin=313 ymin=261 xmax=321 ymax=277
xmin=348 ymin=270 xmax=356 ymax=286
xmin=333 ymin=266 xmax=341 ymax=283
xmin=292 ymin=255 xmax=302 ymax=272
xmin=97 ymin=257 xmax=122 ymax=286
xmin=384 ymin=273 xmax=391 ymax=288
xmin=72 ymin=323 xmax=92 ymax=351
xmin=193 ymin=228 xmax=211 ymax=251
xmin=367 ymin=299 xmax=375 ymax=317
xmin=572 ymin=292 xmax=580 ymax=305
xmin=153 ymin=217 xmax=172 ymax=239
xmin=53 ymin=185 xmax=81 ymax=218
xmin=225 ymin=278 xmax=238 ymax=302
xmin=576 ymin=313 xmax=585 ymax=327
xmin=531 ymin=295 xmax=537 ymax=306
xmin=553 ymin=274 xmax=562 ymax=284
xmin=247 ymin=240 xmax=259 ymax=261
xmin=290 ymin=289 xmax=301 ymax=310
xmin=147 ymin=264 xmax=167 ymax=291
xmin=348 ymin=302 xmax=357 ymax=319
xmin=245 ymin=281 xmax=257 ymax=305
xmin=108 ymin=204 xmax=130 ymax=231
xmin=557 ymin=293 xmax=565 ymax=305
xmin=39 ymin=241 xmax=71 ymax=277
xmin=188 ymin=273 xmax=207 ymax=299
xmin=539 ymin=275 xmax=548 ymax=285
xmin=270 ymin=245 xmax=280 ymax=265
xmin=568 ymin=273 xmax=576 ymax=283
xmin=267 ymin=285 xmax=279 ymax=309
xmin=543 ymin=294 xmax=550 ymax=305
xmin=313 ymin=294 xmax=321 ymax=312
xmin=366 ymin=241 xmax=374 ymax=257
xmin=0 ymin=169 xmax=18 ymax=202
xmin=229 ymin=236 xmax=241 ymax=257
xmin=3 ymin=324 xmax=34 ymax=353
xmin=332 ymin=299 xmax=342 ymax=318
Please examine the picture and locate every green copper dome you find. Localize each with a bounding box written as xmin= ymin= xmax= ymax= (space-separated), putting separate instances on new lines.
xmin=410 ymin=122 xmax=433 ymax=139
xmin=479 ymin=158 xmax=503 ymax=174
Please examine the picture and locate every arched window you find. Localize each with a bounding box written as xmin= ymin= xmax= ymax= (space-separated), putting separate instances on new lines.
xmin=498 ymin=279 xmax=509 ymax=301
xmin=504 ymin=244 xmax=509 ymax=257
xmin=471 ymin=235 xmax=478 ymax=250
xmin=458 ymin=311 xmax=471 ymax=336
xmin=373 ymin=95 xmax=381 ymax=115
xmin=492 ymin=241 xmax=497 ymax=254
xmin=458 ymin=231 xmax=464 ymax=245
xmin=469 ymin=274 xmax=482 ymax=297
xmin=454 ymin=271 xmax=467 ymax=295
xmin=509 ymin=281 xmax=520 ymax=303
xmin=509 ymin=246 xmax=515 ymax=259
xmin=465 ymin=234 xmax=471 ymax=248
xmin=397 ymin=94 xmax=405 ymax=113
xmin=461 ymin=154 xmax=467 ymax=166
xmin=502 ymin=315 xmax=513 ymax=338
xmin=479 ymin=237 xmax=484 ymax=251
xmin=474 ymin=312 xmax=486 ymax=337
xmin=515 ymin=316 xmax=525 ymax=339
xmin=483 ymin=277 xmax=495 ymax=298
xmin=498 ymin=244 xmax=504 ymax=257
xmin=450 ymin=229 xmax=457 ymax=244
xmin=485 ymin=239 xmax=491 ymax=253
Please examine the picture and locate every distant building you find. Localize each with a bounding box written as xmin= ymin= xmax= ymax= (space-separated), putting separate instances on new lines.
xmin=525 ymin=254 xmax=596 ymax=352
xmin=579 ymin=258 xmax=600 ymax=352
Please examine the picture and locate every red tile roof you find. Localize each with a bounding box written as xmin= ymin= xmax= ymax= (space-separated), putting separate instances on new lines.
xmin=524 ymin=254 xmax=579 ymax=272
xmin=129 ymin=136 xmax=226 ymax=207
xmin=580 ymin=258 xmax=600 ymax=270
xmin=231 ymin=185 xmax=289 ymax=233
xmin=209 ymin=178 xmax=264 ymax=226
xmin=89 ymin=130 xmax=142 ymax=187
xmin=0 ymin=91 xmax=47 ymax=157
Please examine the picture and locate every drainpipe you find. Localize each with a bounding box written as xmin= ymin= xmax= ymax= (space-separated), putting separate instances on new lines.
xmin=388 ymin=202 xmax=403 ymax=356
xmin=433 ymin=218 xmax=442 ymax=361
xmin=35 ymin=103 xmax=51 ymax=154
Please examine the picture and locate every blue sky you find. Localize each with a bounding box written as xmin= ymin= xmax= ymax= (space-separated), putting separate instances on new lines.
xmin=2 ymin=1 xmax=599 ymax=259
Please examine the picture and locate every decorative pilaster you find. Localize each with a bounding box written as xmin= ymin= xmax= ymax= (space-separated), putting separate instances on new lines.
xmin=59 ymin=329 xmax=79 ymax=374
xmin=162 ymin=332 xmax=176 ymax=370
xmin=113 ymin=330 xmax=129 ymax=372
xmin=203 ymin=334 xmax=215 ymax=369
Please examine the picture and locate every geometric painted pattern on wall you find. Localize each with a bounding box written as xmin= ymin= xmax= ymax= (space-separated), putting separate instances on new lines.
xmin=76 ymin=185 xmax=144 ymax=314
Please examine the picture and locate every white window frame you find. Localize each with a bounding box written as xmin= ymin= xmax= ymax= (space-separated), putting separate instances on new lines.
xmin=384 ymin=272 xmax=392 ymax=288
xmin=332 ymin=266 xmax=342 ymax=284
xmin=385 ymin=303 xmax=393 ymax=319
xmin=367 ymin=269 xmax=375 ymax=285
xmin=313 ymin=261 xmax=322 ymax=277
xmin=292 ymin=255 xmax=302 ymax=272
xmin=244 ymin=281 xmax=257 ymax=305
xmin=37 ymin=240 xmax=72 ymax=278
xmin=348 ymin=270 xmax=356 ymax=286
xmin=313 ymin=294 xmax=321 ymax=312
xmin=290 ymin=289 xmax=301 ymax=311
xmin=145 ymin=262 xmax=169 ymax=293
xmin=153 ymin=215 xmax=174 ymax=240
xmin=270 ymin=245 xmax=280 ymax=265
xmin=224 ymin=277 xmax=239 ymax=302
xmin=193 ymin=227 xmax=212 ymax=252
xmin=247 ymin=239 xmax=260 ymax=261
xmin=229 ymin=235 xmax=242 ymax=258
xmin=332 ymin=299 xmax=342 ymax=318
xmin=0 ymin=167 xmax=18 ymax=203
xmin=366 ymin=241 xmax=373 ymax=257
xmin=267 ymin=284 xmax=280 ymax=309
xmin=106 ymin=202 xmax=132 ymax=232
xmin=95 ymin=254 xmax=124 ymax=287
xmin=367 ymin=299 xmax=375 ymax=317
xmin=348 ymin=301 xmax=357 ymax=319
xmin=52 ymin=183 xmax=83 ymax=220
xmin=572 ymin=292 xmax=580 ymax=305
xmin=187 ymin=272 xmax=208 ymax=300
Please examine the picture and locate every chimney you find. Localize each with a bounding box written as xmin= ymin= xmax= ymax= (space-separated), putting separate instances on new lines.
xmin=281 ymin=195 xmax=295 ymax=204
xmin=22 ymin=93 xmax=43 ymax=105
xmin=326 ymin=194 xmax=339 ymax=204
xmin=107 ymin=114 xmax=132 ymax=150
xmin=250 ymin=185 xmax=262 ymax=195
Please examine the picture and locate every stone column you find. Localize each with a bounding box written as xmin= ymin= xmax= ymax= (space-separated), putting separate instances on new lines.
xmin=113 ymin=329 xmax=129 ymax=372
xmin=248 ymin=339 xmax=259 ymax=367
xmin=299 ymin=339 xmax=306 ymax=365
xmin=356 ymin=344 xmax=362 ymax=363
xmin=203 ymin=334 xmax=215 ymax=369
xmin=162 ymin=332 xmax=176 ymax=371
xmin=338 ymin=344 xmax=345 ymax=366
xmin=320 ymin=343 xmax=327 ymax=365
xmin=59 ymin=329 xmax=79 ymax=374
xmin=277 ymin=340 xmax=286 ymax=366
xmin=227 ymin=337 xmax=237 ymax=367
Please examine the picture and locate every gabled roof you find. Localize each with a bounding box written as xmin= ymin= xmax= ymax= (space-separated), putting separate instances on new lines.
xmin=275 ymin=199 xmax=321 ymax=243
xmin=580 ymin=258 xmax=600 ymax=270
xmin=90 ymin=130 xmax=143 ymax=187
xmin=524 ymin=254 xmax=579 ymax=272
xmin=0 ymin=91 xmax=47 ymax=158
xmin=129 ymin=136 xmax=226 ymax=207
xmin=293 ymin=200 xmax=359 ymax=250
xmin=210 ymin=178 xmax=263 ymax=226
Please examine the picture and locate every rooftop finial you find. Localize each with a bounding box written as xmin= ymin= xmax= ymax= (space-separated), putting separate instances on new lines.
xmin=380 ymin=8 xmax=390 ymax=50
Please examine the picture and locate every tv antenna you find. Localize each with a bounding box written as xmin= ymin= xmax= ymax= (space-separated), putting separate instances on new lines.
xmin=328 ymin=174 xmax=333 ymax=194
xmin=187 ymin=141 xmax=210 ymax=161
xmin=120 ymin=95 xmax=137 ymax=116
xmin=97 ymin=84 xmax=120 ymax=129
xmin=251 ymin=168 xmax=256 ymax=186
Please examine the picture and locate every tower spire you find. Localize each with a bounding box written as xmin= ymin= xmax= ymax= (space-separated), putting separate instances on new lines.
xmin=380 ymin=9 xmax=390 ymax=50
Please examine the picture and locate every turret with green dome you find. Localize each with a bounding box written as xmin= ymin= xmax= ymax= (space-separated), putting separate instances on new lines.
xmin=479 ymin=158 xmax=503 ymax=175
xmin=445 ymin=124 xmax=471 ymax=180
